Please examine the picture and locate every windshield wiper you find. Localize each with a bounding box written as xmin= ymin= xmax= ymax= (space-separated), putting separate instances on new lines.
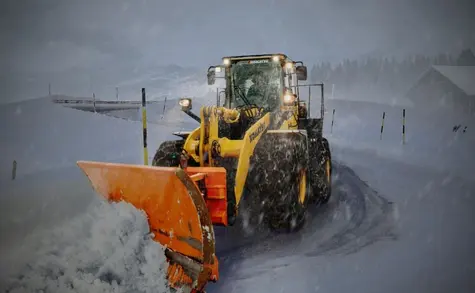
xmin=231 ymin=74 xmax=254 ymax=117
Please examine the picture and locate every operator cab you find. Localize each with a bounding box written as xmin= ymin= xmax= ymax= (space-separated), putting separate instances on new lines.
xmin=207 ymin=54 xmax=307 ymax=113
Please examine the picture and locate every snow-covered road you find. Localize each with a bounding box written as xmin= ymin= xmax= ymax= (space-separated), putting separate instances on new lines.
xmin=207 ymin=145 xmax=475 ymax=293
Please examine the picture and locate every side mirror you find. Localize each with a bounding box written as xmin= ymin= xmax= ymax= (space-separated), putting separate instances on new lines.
xmin=207 ymin=66 xmax=216 ymax=85
xmin=296 ymin=65 xmax=307 ymax=81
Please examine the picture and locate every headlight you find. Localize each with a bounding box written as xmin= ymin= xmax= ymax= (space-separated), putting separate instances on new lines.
xmin=272 ymin=55 xmax=280 ymax=62
xmin=285 ymin=62 xmax=293 ymax=70
xmin=179 ymin=98 xmax=192 ymax=110
xmin=223 ymin=58 xmax=230 ymax=66
xmin=283 ymin=92 xmax=296 ymax=105
xmin=215 ymin=66 xmax=222 ymax=73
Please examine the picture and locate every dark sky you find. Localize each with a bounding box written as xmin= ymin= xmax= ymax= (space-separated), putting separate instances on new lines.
xmin=0 ymin=0 xmax=474 ymax=101
xmin=2 ymin=0 xmax=474 ymax=70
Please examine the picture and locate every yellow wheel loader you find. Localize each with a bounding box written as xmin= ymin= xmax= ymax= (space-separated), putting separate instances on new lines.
xmin=77 ymin=53 xmax=332 ymax=292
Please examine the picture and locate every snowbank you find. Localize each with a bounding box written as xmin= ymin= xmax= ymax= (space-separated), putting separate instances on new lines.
xmin=0 ymin=197 xmax=171 ymax=293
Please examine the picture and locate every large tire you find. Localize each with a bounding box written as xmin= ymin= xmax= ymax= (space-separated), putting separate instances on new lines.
xmin=319 ymin=138 xmax=332 ymax=204
xmin=152 ymin=140 xmax=184 ymax=167
xmin=309 ymin=137 xmax=332 ymax=204
xmin=242 ymin=133 xmax=310 ymax=232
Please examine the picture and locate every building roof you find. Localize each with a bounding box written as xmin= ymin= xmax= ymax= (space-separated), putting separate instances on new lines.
xmin=432 ymin=65 xmax=475 ymax=96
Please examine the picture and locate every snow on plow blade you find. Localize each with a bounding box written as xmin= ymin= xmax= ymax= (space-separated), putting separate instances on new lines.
xmin=76 ymin=160 xmax=222 ymax=292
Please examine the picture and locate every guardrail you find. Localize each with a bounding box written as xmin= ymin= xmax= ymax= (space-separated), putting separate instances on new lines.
xmin=52 ymin=99 xmax=159 ymax=105
xmin=52 ymin=98 xmax=162 ymax=113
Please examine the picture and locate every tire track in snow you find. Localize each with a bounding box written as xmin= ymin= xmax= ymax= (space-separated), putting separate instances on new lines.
xmin=209 ymin=161 xmax=398 ymax=287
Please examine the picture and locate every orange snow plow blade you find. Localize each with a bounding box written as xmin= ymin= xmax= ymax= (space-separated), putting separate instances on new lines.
xmin=77 ymin=160 xmax=227 ymax=292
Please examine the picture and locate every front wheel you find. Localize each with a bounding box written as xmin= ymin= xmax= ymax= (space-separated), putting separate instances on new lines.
xmin=243 ymin=134 xmax=310 ymax=232
xmin=152 ymin=140 xmax=184 ymax=167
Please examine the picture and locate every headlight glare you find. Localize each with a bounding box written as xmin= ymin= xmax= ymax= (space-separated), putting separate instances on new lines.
xmin=283 ymin=93 xmax=296 ymax=105
xmin=179 ymin=98 xmax=192 ymax=110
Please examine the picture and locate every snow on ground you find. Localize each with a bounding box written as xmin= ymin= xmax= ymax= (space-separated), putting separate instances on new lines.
xmin=1 ymin=194 xmax=170 ymax=293
xmin=0 ymin=91 xmax=474 ymax=293
xmin=0 ymin=97 xmax=178 ymax=293
xmin=0 ymin=96 xmax=180 ymax=182
xmin=323 ymin=98 xmax=475 ymax=179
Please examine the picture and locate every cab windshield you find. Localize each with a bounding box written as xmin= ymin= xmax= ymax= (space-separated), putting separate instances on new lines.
xmin=229 ymin=60 xmax=283 ymax=112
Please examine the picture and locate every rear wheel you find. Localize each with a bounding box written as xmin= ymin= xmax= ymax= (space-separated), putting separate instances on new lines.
xmin=309 ymin=137 xmax=332 ymax=204
xmin=243 ymin=134 xmax=310 ymax=232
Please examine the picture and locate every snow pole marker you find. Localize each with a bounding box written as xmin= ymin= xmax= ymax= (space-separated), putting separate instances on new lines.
xmin=12 ymin=160 xmax=17 ymax=180
xmin=142 ymin=88 xmax=149 ymax=165
xmin=161 ymin=96 xmax=167 ymax=120
xmin=93 ymin=93 xmax=96 ymax=113
xmin=331 ymin=109 xmax=335 ymax=134
xmin=402 ymin=109 xmax=406 ymax=144
xmin=380 ymin=111 xmax=385 ymax=140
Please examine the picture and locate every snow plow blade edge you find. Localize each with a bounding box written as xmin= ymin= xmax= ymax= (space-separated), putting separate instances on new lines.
xmin=76 ymin=160 xmax=219 ymax=292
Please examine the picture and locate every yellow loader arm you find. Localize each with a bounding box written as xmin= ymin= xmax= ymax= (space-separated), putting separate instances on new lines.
xmin=182 ymin=106 xmax=271 ymax=206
